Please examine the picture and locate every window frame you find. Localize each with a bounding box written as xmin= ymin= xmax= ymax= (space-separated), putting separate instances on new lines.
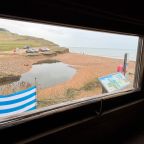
xmin=0 ymin=15 xmax=143 ymax=129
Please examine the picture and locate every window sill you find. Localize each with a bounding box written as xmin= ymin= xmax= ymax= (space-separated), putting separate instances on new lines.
xmin=0 ymin=87 xmax=141 ymax=129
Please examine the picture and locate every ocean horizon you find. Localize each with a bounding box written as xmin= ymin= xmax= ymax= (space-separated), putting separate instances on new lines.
xmin=68 ymin=47 xmax=137 ymax=61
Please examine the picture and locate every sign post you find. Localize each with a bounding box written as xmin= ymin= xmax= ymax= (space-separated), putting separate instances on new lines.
xmin=123 ymin=53 xmax=128 ymax=75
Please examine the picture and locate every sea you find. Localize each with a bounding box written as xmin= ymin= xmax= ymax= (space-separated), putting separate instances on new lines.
xmin=68 ymin=47 xmax=137 ymax=61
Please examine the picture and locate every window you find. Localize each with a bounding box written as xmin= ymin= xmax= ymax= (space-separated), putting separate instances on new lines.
xmin=0 ymin=17 xmax=140 ymax=121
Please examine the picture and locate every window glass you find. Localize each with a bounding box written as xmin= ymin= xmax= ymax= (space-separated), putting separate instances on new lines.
xmin=0 ymin=18 xmax=138 ymax=117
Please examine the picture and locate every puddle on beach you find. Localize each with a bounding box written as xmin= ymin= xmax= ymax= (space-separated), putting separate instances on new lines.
xmin=20 ymin=62 xmax=76 ymax=89
xmin=0 ymin=60 xmax=76 ymax=94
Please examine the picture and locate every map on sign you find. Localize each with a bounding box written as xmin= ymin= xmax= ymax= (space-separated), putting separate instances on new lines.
xmin=98 ymin=72 xmax=130 ymax=93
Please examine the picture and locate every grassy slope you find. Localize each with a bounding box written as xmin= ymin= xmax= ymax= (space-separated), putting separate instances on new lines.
xmin=0 ymin=28 xmax=65 ymax=51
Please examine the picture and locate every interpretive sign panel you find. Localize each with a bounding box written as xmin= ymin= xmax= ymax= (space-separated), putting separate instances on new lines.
xmin=98 ymin=72 xmax=130 ymax=93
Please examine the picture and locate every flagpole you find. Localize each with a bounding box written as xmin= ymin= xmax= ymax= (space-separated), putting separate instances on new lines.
xmin=35 ymin=77 xmax=38 ymax=109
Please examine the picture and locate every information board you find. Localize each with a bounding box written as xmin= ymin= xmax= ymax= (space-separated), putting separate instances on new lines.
xmin=98 ymin=72 xmax=130 ymax=93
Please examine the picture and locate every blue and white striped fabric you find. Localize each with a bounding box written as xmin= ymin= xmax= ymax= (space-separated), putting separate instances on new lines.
xmin=0 ymin=86 xmax=37 ymax=117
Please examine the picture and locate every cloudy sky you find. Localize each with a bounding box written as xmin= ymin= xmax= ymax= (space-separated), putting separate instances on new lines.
xmin=0 ymin=18 xmax=138 ymax=49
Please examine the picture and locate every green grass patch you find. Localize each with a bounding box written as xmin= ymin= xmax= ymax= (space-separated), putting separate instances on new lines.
xmin=66 ymin=88 xmax=80 ymax=99
xmin=0 ymin=30 xmax=68 ymax=52
xmin=81 ymin=79 xmax=99 ymax=91
xmin=65 ymin=78 xmax=100 ymax=98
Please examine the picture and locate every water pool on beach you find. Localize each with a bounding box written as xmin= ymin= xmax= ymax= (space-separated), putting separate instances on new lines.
xmin=0 ymin=60 xmax=76 ymax=95
xmin=17 ymin=62 xmax=76 ymax=89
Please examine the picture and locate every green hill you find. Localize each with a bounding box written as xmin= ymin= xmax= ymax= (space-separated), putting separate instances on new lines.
xmin=0 ymin=28 xmax=67 ymax=52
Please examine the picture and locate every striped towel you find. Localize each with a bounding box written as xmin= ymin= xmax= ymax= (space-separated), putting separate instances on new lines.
xmin=0 ymin=86 xmax=37 ymax=117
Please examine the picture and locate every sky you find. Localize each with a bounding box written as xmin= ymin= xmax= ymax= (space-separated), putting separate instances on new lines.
xmin=0 ymin=18 xmax=139 ymax=49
